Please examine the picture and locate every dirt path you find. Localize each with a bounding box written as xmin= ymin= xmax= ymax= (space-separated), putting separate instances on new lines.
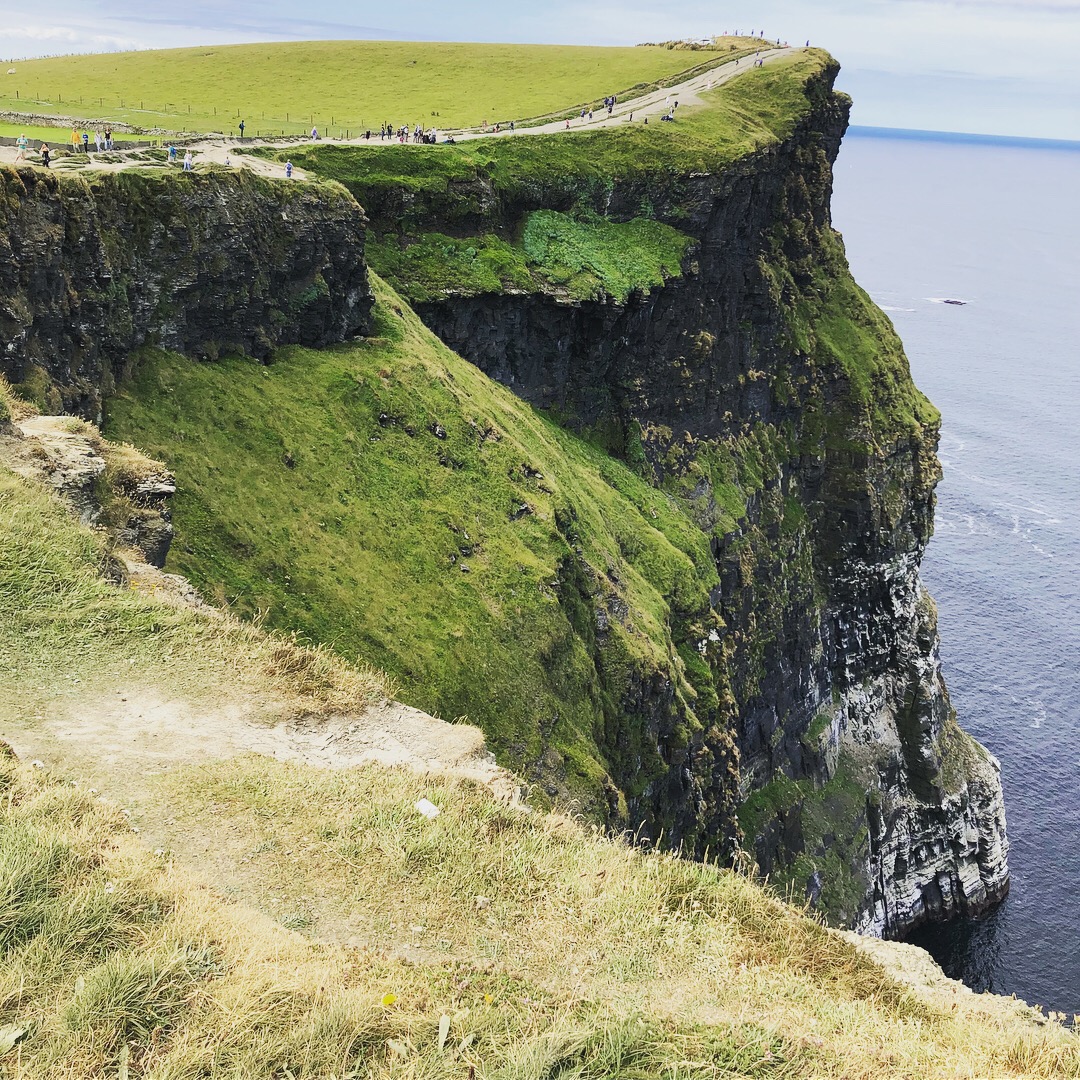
xmin=0 ymin=46 xmax=799 ymax=181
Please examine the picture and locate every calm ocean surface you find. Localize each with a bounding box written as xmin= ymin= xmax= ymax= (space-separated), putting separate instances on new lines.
xmin=832 ymin=132 xmax=1080 ymax=1013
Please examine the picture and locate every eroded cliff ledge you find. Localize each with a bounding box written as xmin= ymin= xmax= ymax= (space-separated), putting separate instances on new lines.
xmin=310 ymin=53 xmax=1008 ymax=935
xmin=0 ymin=167 xmax=373 ymax=418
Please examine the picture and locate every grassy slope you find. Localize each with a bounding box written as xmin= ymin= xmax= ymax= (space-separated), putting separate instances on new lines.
xmin=0 ymin=386 xmax=390 ymax=729
xmin=2 ymin=741 xmax=1078 ymax=1078
xmin=105 ymin=276 xmax=718 ymax=805
xmin=0 ymin=389 xmax=1073 ymax=1076
xmin=0 ymin=38 xmax=749 ymax=137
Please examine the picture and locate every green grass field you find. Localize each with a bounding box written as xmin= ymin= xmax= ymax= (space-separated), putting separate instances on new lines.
xmin=0 ymin=38 xmax=760 ymax=137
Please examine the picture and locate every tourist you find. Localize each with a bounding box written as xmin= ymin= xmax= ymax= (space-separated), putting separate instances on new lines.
xmin=104 ymin=128 xmax=112 ymax=150
xmin=183 ymin=150 xmax=193 ymax=171
xmin=39 ymin=143 xmax=50 ymax=167
xmin=285 ymin=160 xmax=293 ymax=178
xmin=14 ymin=133 xmax=27 ymax=162
xmin=70 ymin=128 xmax=78 ymax=152
xmin=82 ymin=131 xmax=89 ymax=153
xmin=310 ymin=126 xmax=318 ymax=140
xmin=168 ymin=144 xmax=177 ymax=163
xmin=94 ymin=131 xmax=101 ymax=152
xmin=239 ymin=119 xmax=245 ymax=137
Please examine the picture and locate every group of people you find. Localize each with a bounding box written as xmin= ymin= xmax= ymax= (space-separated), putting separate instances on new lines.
xmin=378 ymin=122 xmax=443 ymax=143
xmin=69 ymin=127 xmax=115 ymax=152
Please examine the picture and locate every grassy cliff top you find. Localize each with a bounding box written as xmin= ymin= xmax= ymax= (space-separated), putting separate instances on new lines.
xmin=0 ymin=37 xmax=759 ymax=137
xmin=283 ymin=51 xmax=836 ymax=222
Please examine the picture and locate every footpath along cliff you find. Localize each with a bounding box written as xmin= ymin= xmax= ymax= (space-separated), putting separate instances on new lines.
xmin=0 ymin=50 xmax=1008 ymax=937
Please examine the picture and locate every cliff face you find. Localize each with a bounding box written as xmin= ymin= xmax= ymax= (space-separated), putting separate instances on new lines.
xmin=0 ymin=167 xmax=372 ymax=419
xmin=361 ymin=64 xmax=1008 ymax=934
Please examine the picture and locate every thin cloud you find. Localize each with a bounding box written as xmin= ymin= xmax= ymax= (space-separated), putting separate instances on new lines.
xmin=891 ymin=0 xmax=1080 ymax=9
xmin=1 ymin=21 xmax=146 ymax=53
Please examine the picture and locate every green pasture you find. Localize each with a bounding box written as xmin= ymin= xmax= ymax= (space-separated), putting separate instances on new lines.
xmin=0 ymin=38 xmax=761 ymax=137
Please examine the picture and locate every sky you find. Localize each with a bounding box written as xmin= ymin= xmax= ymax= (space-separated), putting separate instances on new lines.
xmin=2 ymin=0 xmax=1078 ymax=140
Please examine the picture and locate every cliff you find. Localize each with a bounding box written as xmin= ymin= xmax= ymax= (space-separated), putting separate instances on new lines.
xmin=0 ymin=166 xmax=373 ymax=419
xmin=276 ymin=52 xmax=1008 ymax=934
xmin=0 ymin=53 xmax=1007 ymax=937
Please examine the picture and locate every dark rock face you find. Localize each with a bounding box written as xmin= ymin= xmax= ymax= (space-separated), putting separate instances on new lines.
xmin=0 ymin=167 xmax=373 ymax=419
xmin=392 ymin=75 xmax=1008 ymax=936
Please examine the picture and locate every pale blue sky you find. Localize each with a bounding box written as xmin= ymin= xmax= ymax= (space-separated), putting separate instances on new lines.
xmin=2 ymin=0 xmax=1078 ymax=139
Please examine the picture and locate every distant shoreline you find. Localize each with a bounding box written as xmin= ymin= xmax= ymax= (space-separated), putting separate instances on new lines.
xmin=848 ymin=124 xmax=1080 ymax=152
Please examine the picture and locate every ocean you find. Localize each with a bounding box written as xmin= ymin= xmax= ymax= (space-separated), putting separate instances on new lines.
xmin=831 ymin=130 xmax=1080 ymax=1013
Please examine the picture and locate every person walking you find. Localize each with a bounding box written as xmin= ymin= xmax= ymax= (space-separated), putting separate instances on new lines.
xmin=39 ymin=143 xmax=50 ymax=167
xmin=183 ymin=150 xmax=193 ymax=171
xmin=104 ymin=128 xmax=112 ymax=150
xmin=70 ymin=128 xmax=78 ymax=152
xmin=94 ymin=131 xmax=101 ymax=152
xmin=285 ymin=160 xmax=293 ymax=178
xmin=239 ymin=119 xmax=245 ymax=137
xmin=310 ymin=125 xmax=318 ymax=140
xmin=14 ymin=133 xmax=27 ymax=162
xmin=81 ymin=130 xmax=89 ymax=153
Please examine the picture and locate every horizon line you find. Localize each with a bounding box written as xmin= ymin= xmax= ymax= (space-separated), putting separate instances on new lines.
xmin=847 ymin=124 xmax=1080 ymax=152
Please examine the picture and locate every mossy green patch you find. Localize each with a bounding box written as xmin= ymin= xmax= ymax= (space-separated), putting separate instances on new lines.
xmin=521 ymin=211 xmax=693 ymax=301
xmin=367 ymin=211 xmax=694 ymax=304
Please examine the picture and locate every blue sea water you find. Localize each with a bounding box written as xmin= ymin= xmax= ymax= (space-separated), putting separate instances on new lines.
xmin=831 ymin=132 xmax=1080 ymax=1013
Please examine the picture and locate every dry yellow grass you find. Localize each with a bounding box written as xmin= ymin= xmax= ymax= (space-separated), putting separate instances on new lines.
xmin=2 ymin=749 xmax=1078 ymax=1079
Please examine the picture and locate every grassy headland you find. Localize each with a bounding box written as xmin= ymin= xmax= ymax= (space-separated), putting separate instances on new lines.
xmin=0 ymin=38 xmax=762 ymax=137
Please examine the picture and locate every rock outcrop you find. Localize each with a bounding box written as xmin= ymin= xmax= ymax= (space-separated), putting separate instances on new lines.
xmin=0 ymin=166 xmax=373 ymax=419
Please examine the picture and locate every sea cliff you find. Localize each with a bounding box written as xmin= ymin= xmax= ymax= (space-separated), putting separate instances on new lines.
xmin=0 ymin=51 xmax=1008 ymax=935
